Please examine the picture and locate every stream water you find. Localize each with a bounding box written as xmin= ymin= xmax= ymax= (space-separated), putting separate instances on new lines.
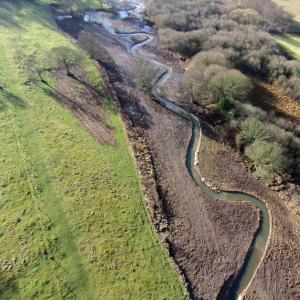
xmin=82 ymin=2 xmax=271 ymax=299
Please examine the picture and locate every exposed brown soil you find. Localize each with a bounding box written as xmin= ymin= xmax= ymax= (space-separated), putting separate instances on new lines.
xmin=142 ymin=104 xmax=259 ymax=299
xmin=51 ymin=68 xmax=115 ymax=145
xmin=198 ymin=124 xmax=300 ymax=299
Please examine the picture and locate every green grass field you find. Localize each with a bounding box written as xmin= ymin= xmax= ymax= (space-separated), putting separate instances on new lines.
xmin=45 ymin=0 xmax=107 ymax=10
xmin=275 ymin=34 xmax=300 ymax=60
xmin=272 ymin=0 xmax=300 ymax=61
xmin=0 ymin=0 xmax=187 ymax=299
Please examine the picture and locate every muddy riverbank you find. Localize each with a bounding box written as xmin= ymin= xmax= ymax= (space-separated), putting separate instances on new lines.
xmin=198 ymin=124 xmax=300 ymax=299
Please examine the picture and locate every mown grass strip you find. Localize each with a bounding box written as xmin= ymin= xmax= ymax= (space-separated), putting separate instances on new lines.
xmin=275 ymin=34 xmax=300 ymax=60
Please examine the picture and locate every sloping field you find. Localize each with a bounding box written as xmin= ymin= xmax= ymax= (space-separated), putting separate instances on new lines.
xmin=273 ymin=0 xmax=300 ymax=60
xmin=275 ymin=34 xmax=300 ymax=60
xmin=0 ymin=0 xmax=187 ymax=299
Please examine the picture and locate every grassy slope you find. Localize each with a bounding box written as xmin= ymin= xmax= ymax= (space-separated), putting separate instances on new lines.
xmin=275 ymin=34 xmax=300 ymax=60
xmin=273 ymin=0 xmax=300 ymax=60
xmin=0 ymin=1 xmax=187 ymax=299
xmin=44 ymin=0 xmax=107 ymax=10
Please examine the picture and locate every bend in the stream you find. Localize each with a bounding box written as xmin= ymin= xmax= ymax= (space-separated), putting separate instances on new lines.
xmin=81 ymin=2 xmax=271 ymax=299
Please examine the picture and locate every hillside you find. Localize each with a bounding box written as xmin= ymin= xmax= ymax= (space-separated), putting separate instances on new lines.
xmin=1 ymin=0 xmax=300 ymax=299
xmin=273 ymin=0 xmax=300 ymax=66
xmin=0 ymin=0 xmax=187 ymax=298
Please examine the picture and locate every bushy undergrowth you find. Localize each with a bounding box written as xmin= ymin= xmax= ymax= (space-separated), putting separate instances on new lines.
xmin=182 ymin=51 xmax=253 ymax=109
xmin=230 ymin=107 xmax=300 ymax=180
xmin=147 ymin=0 xmax=300 ymax=181
xmin=148 ymin=0 xmax=300 ymax=101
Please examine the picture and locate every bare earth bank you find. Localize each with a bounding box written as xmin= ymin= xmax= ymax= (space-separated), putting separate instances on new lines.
xmin=198 ymin=126 xmax=300 ymax=299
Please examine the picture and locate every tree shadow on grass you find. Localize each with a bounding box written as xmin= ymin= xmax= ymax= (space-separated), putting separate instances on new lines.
xmin=68 ymin=73 xmax=106 ymax=97
xmin=0 ymin=0 xmax=55 ymax=31
xmin=0 ymin=273 xmax=19 ymax=299
xmin=39 ymin=82 xmax=97 ymax=118
xmin=0 ymin=89 xmax=27 ymax=110
xmin=276 ymin=34 xmax=300 ymax=48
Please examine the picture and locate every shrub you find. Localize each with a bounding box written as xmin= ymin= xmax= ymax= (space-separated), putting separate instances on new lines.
xmin=181 ymin=69 xmax=208 ymax=105
xmin=240 ymin=0 xmax=293 ymax=31
xmin=236 ymin=118 xmax=271 ymax=148
xmin=287 ymin=60 xmax=300 ymax=77
xmin=245 ymin=140 xmax=291 ymax=178
xmin=207 ymin=69 xmax=253 ymax=105
xmin=228 ymin=8 xmax=269 ymax=29
xmin=218 ymin=98 xmax=232 ymax=111
xmin=242 ymin=46 xmax=272 ymax=75
xmin=235 ymin=103 xmax=267 ymax=121
xmin=267 ymin=55 xmax=290 ymax=82
xmin=159 ymin=28 xmax=213 ymax=57
xmin=274 ymin=117 xmax=296 ymax=132
xmin=134 ymin=58 xmax=158 ymax=92
xmin=284 ymin=77 xmax=300 ymax=100
xmin=202 ymin=64 xmax=227 ymax=81
xmin=192 ymin=50 xmax=230 ymax=69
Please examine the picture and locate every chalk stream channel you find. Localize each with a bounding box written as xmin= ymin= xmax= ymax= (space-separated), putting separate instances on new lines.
xmin=78 ymin=2 xmax=271 ymax=299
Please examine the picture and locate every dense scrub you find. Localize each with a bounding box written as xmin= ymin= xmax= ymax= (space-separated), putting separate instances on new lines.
xmin=147 ymin=0 xmax=300 ymax=181
xmin=231 ymin=109 xmax=300 ymax=180
xmin=147 ymin=0 xmax=300 ymax=101
xmin=181 ymin=60 xmax=300 ymax=180
xmin=239 ymin=0 xmax=295 ymax=31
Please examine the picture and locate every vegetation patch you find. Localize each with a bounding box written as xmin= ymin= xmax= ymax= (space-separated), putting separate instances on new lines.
xmin=146 ymin=0 xmax=300 ymax=182
xmin=46 ymin=0 xmax=107 ymax=10
xmin=275 ymin=34 xmax=300 ymax=60
xmin=0 ymin=0 xmax=187 ymax=299
xmin=148 ymin=0 xmax=300 ymax=101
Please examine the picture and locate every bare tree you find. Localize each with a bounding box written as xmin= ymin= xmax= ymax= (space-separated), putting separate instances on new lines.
xmin=134 ymin=58 xmax=158 ymax=92
xmin=181 ymin=69 xmax=208 ymax=105
xmin=48 ymin=46 xmax=84 ymax=77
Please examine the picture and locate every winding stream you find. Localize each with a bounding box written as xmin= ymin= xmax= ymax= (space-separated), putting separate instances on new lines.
xmin=83 ymin=2 xmax=271 ymax=299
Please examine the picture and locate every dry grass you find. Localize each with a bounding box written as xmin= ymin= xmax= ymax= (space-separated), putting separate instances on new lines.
xmin=273 ymin=0 xmax=300 ymax=21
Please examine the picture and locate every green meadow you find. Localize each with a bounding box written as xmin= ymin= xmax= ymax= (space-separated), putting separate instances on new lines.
xmin=0 ymin=0 xmax=187 ymax=299
xmin=275 ymin=34 xmax=300 ymax=60
xmin=274 ymin=0 xmax=300 ymax=21
xmin=273 ymin=0 xmax=300 ymax=61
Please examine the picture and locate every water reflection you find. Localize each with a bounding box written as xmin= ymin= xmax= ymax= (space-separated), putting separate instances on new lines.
xmin=118 ymin=10 xmax=129 ymax=19
xmin=83 ymin=11 xmax=115 ymax=34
